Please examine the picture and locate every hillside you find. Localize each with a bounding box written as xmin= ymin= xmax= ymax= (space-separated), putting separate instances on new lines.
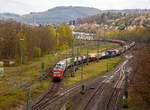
xmin=1 ymin=7 xmax=150 ymax=24
xmin=0 ymin=13 xmax=20 ymax=20
xmin=20 ymin=6 xmax=101 ymax=24
xmin=19 ymin=8 xmax=150 ymax=24
xmin=75 ymin=12 xmax=150 ymax=32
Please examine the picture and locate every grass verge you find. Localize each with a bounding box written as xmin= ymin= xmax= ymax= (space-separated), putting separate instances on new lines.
xmin=64 ymin=57 xmax=123 ymax=86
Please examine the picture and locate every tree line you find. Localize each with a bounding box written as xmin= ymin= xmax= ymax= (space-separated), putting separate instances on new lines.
xmin=96 ymin=25 xmax=150 ymax=43
xmin=77 ymin=12 xmax=150 ymax=28
xmin=0 ymin=20 xmax=73 ymax=63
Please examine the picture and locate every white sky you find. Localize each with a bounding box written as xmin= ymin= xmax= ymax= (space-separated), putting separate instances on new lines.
xmin=0 ymin=0 xmax=150 ymax=15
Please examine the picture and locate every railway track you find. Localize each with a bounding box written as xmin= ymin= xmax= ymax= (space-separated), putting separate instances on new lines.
xmin=79 ymin=59 xmax=130 ymax=110
xmin=82 ymin=80 xmax=106 ymax=110
xmin=29 ymin=54 xmax=131 ymax=110
xmin=104 ymin=62 xmax=127 ymax=110
xmin=31 ymin=63 xmax=122 ymax=110
xmin=82 ymin=68 xmax=121 ymax=110
xmin=31 ymin=82 xmax=61 ymax=110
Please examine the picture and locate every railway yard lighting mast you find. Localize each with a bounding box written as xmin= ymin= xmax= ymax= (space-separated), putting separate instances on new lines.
xmin=123 ymin=70 xmax=129 ymax=108
xmin=19 ymin=38 xmax=24 ymax=84
xmin=56 ymin=30 xmax=58 ymax=55
xmin=81 ymin=54 xmax=85 ymax=94
xmin=125 ymin=71 xmax=128 ymax=98
xmin=71 ymin=37 xmax=75 ymax=77
xmin=97 ymin=35 xmax=100 ymax=62
xmin=54 ymin=25 xmax=59 ymax=56
xmin=106 ymin=33 xmax=109 ymax=72
xmin=76 ymin=47 xmax=79 ymax=68
xmin=86 ymin=41 xmax=89 ymax=65
xmin=65 ymin=50 xmax=68 ymax=76
xmin=78 ymin=33 xmax=85 ymax=93
xmin=104 ymin=25 xmax=108 ymax=72
xmin=122 ymin=70 xmax=129 ymax=108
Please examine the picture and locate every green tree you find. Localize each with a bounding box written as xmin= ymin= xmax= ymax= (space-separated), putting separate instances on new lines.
xmin=57 ymin=24 xmax=66 ymax=49
xmin=64 ymin=24 xmax=73 ymax=46
xmin=58 ymin=24 xmax=66 ymax=38
xmin=16 ymin=32 xmax=27 ymax=63
xmin=48 ymin=26 xmax=57 ymax=52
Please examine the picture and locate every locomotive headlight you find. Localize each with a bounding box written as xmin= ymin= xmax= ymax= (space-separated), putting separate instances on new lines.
xmin=54 ymin=73 xmax=60 ymax=76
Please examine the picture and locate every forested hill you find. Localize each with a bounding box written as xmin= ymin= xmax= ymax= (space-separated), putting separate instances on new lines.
xmin=0 ymin=6 xmax=101 ymax=24
xmin=76 ymin=12 xmax=150 ymax=30
xmin=20 ymin=6 xmax=101 ymax=24
xmin=1 ymin=7 xmax=150 ymax=24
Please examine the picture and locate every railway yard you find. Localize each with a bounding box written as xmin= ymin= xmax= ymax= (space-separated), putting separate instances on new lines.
xmin=28 ymin=52 xmax=134 ymax=110
xmin=21 ymin=38 xmax=136 ymax=110
xmin=0 ymin=31 xmax=136 ymax=110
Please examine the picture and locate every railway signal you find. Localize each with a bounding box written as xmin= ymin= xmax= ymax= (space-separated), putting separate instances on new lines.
xmin=124 ymin=71 xmax=128 ymax=99
xmin=66 ymin=51 xmax=68 ymax=68
xmin=26 ymin=88 xmax=31 ymax=110
xmin=61 ymin=104 xmax=66 ymax=110
xmin=106 ymin=62 xmax=109 ymax=72
xmin=40 ymin=61 xmax=44 ymax=87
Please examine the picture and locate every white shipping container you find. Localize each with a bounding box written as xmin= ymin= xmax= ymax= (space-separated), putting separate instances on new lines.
xmin=0 ymin=61 xmax=3 ymax=66
xmin=9 ymin=61 xmax=15 ymax=65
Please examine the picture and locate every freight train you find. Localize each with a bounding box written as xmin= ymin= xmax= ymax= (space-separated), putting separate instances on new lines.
xmin=52 ymin=39 xmax=135 ymax=81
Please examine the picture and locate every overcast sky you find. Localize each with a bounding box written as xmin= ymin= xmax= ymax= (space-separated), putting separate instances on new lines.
xmin=0 ymin=0 xmax=150 ymax=15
